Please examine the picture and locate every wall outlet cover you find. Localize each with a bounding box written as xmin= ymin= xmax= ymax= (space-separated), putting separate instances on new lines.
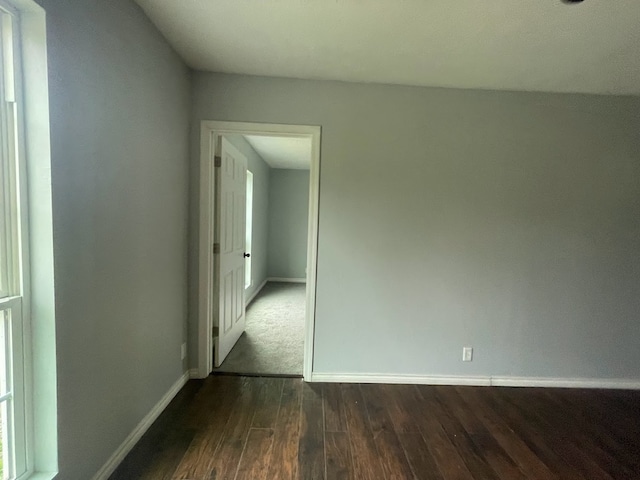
xmin=463 ymin=347 xmax=473 ymax=362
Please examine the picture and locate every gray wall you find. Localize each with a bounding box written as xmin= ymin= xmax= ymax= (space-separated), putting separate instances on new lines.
xmin=268 ymin=169 xmax=310 ymax=279
xmin=224 ymin=135 xmax=270 ymax=300
xmin=38 ymin=0 xmax=191 ymax=478
xmin=191 ymin=73 xmax=640 ymax=380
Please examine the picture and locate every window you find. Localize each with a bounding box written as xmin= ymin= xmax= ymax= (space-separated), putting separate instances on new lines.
xmin=0 ymin=4 xmax=28 ymax=479
xmin=245 ymin=170 xmax=253 ymax=289
xmin=0 ymin=1 xmax=56 ymax=478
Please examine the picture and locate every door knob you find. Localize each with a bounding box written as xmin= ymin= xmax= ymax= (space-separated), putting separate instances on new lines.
xmin=244 ymin=253 xmax=251 ymax=258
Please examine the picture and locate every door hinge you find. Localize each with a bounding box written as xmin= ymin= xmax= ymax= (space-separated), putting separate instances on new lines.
xmin=213 ymin=243 xmax=220 ymax=254
xmin=214 ymin=155 xmax=222 ymax=168
xmin=212 ymin=326 xmax=219 ymax=337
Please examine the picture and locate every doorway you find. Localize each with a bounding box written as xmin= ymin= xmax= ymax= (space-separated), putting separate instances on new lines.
xmin=196 ymin=121 xmax=321 ymax=381
xmin=213 ymin=133 xmax=311 ymax=376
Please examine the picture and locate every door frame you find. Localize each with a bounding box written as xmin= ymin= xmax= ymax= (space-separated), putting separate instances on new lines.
xmin=196 ymin=121 xmax=321 ymax=381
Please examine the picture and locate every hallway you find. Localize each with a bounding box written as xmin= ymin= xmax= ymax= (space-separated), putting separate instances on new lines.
xmin=214 ymin=282 xmax=305 ymax=376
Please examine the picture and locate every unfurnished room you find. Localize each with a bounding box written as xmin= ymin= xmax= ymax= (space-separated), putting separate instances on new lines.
xmin=0 ymin=0 xmax=639 ymax=479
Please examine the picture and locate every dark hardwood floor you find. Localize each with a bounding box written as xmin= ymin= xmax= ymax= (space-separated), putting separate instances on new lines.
xmin=109 ymin=375 xmax=640 ymax=479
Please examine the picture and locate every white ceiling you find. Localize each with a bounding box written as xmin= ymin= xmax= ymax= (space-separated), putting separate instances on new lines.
xmin=135 ymin=0 xmax=640 ymax=96
xmin=243 ymin=135 xmax=311 ymax=170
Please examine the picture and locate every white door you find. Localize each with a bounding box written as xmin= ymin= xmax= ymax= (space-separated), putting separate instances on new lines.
xmin=214 ymin=137 xmax=248 ymax=366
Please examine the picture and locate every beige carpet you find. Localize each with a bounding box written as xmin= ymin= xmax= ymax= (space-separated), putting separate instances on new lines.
xmin=213 ymin=281 xmax=305 ymax=376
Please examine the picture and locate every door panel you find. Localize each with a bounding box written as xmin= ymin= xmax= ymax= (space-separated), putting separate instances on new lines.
xmin=214 ymin=137 xmax=248 ymax=367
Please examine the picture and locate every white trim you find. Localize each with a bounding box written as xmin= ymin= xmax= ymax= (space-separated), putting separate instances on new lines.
xmin=310 ymin=373 xmax=640 ymax=389
xmin=267 ymin=277 xmax=306 ymax=284
xmin=304 ymin=125 xmax=321 ymax=382
xmin=17 ymin=3 xmax=57 ymax=476
xmin=188 ymin=368 xmax=200 ymax=379
xmin=91 ymin=371 xmax=190 ymax=480
xmin=197 ymin=126 xmax=215 ymax=380
xmin=197 ymin=121 xmax=321 ymax=382
xmin=245 ymin=278 xmax=268 ymax=307
xmin=490 ymin=376 xmax=640 ymax=390
xmin=310 ymin=373 xmax=491 ymax=386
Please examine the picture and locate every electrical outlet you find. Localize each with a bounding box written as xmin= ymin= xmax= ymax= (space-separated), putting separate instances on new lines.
xmin=462 ymin=347 xmax=473 ymax=362
xmin=181 ymin=342 xmax=187 ymax=360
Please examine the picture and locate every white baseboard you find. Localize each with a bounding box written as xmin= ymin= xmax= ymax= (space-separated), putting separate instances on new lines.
xmin=310 ymin=373 xmax=491 ymax=386
xmin=309 ymin=372 xmax=640 ymax=390
xmin=267 ymin=277 xmax=306 ymax=284
xmin=91 ymin=370 xmax=190 ymax=480
xmin=188 ymin=368 xmax=201 ymax=379
xmin=246 ymin=278 xmax=268 ymax=306
xmin=490 ymin=376 xmax=640 ymax=390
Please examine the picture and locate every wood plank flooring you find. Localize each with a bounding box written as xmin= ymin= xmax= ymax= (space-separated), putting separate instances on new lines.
xmin=110 ymin=375 xmax=640 ymax=480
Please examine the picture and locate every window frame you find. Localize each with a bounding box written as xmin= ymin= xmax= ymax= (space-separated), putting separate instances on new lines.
xmin=0 ymin=1 xmax=20 ymax=301
xmin=0 ymin=2 xmax=35 ymax=478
